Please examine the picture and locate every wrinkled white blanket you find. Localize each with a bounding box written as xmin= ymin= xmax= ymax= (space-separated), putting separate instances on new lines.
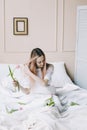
xmin=0 ymin=82 xmax=87 ymax=130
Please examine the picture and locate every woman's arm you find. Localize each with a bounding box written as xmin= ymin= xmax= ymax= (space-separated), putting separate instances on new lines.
xmin=24 ymin=64 xmax=54 ymax=86
xmin=28 ymin=69 xmax=47 ymax=86
xmin=13 ymin=80 xmax=30 ymax=95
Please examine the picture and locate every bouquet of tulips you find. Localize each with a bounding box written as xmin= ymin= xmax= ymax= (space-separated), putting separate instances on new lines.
xmin=8 ymin=65 xmax=20 ymax=91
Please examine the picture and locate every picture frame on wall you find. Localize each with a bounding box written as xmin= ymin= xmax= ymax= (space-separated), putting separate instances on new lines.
xmin=13 ymin=17 xmax=28 ymax=35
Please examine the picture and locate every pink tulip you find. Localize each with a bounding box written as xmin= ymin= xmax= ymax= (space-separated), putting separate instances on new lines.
xmin=15 ymin=65 xmax=20 ymax=69
xmin=19 ymin=107 xmax=23 ymax=110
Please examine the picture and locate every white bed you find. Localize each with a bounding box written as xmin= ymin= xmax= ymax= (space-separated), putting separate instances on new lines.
xmin=0 ymin=62 xmax=87 ymax=130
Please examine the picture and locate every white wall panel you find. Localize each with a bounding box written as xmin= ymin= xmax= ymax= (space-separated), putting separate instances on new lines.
xmin=0 ymin=0 xmax=4 ymax=52
xmin=0 ymin=0 xmax=83 ymax=80
xmin=4 ymin=0 xmax=57 ymax=52
xmin=63 ymin=0 xmax=87 ymax=52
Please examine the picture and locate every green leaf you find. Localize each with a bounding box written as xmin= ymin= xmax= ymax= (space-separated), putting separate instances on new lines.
xmin=8 ymin=65 xmax=20 ymax=91
xmin=70 ymin=102 xmax=79 ymax=106
xmin=6 ymin=107 xmax=18 ymax=114
xmin=18 ymin=102 xmax=26 ymax=105
xmin=8 ymin=66 xmax=15 ymax=80
xmin=45 ymin=97 xmax=55 ymax=107
xmin=8 ymin=66 xmax=14 ymax=80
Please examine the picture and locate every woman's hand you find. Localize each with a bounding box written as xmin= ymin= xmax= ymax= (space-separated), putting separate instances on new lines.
xmin=24 ymin=56 xmax=38 ymax=75
xmin=25 ymin=56 xmax=39 ymax=66
xmin=29 ymin=56 xmax=39 ymax=63
xmin=13 ymin=80 xmax=19 ymax=87
xmin=13 ymin=80 xmax=20 ymax=91
xmin=13 ymin=80 xmax=30 ymax=94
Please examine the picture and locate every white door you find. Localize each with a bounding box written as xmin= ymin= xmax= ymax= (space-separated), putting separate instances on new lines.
xmin=75 ymin=6 xmax=87 ymax=89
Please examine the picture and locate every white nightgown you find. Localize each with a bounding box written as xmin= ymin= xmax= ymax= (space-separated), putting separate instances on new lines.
xmin=29 ymin=64 xmax=55 ymax=95
xmin=19 ymin=64 xmax=54 ymax=93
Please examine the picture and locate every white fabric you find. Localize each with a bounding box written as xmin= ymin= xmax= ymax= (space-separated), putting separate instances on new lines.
xmin=1 ymin=63 xmax=87 ymax=130
xmin=44 ymin=65 xmax=54 ymax=82
xmin=0 ymin=83 xmax=87 ymax=130
xmin=36 ymin=65 xmax=54 ymax=86
xmin=51 ymin=62 xmax=73 ymax=88
xmin=56 ymin=83 xmax=80 ymax=95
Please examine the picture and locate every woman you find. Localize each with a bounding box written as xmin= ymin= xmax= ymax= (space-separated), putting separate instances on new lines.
xmin=13 ymin=48 xmax=54 ymax=94
xmin=13 ymin=48 xmax=67 ymax=114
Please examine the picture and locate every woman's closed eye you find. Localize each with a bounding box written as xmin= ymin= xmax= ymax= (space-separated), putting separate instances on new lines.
xmin=37 ymin=61 xmax=41 ymax=64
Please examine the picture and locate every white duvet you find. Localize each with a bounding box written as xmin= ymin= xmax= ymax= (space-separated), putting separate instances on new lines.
xmin=0 ymin=82 xmax=87 ymax=130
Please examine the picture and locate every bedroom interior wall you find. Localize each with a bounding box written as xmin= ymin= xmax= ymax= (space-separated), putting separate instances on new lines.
xmin=0 ymin=0 xmax=87 ymax=80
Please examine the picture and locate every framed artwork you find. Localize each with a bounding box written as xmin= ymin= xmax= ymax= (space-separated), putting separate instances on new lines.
xmin=13 ymin=17 xmax=28 ymax=35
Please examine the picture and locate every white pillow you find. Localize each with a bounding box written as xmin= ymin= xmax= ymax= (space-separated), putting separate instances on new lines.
xmin=0 ymin=62 xmax=73 ymax=90
xmin=0 ymin=64 xmax=30 ymax=90
xmin=0 ymin=64 xmax=15 ymax=91
xmin=50 ymin=62 xmax=73 ymax=87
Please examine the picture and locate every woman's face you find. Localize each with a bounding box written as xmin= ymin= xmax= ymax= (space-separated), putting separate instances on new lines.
xmin=36 ymin=55 xmax=45 ymax=68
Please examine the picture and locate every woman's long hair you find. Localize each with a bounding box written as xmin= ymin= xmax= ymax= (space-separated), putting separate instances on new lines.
xmin=29 ymin=48 xmax=46 ymax=78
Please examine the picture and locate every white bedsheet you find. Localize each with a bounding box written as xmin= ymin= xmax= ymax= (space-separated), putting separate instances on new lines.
xmin=0 ymin=83 xmax=87 ymax=130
